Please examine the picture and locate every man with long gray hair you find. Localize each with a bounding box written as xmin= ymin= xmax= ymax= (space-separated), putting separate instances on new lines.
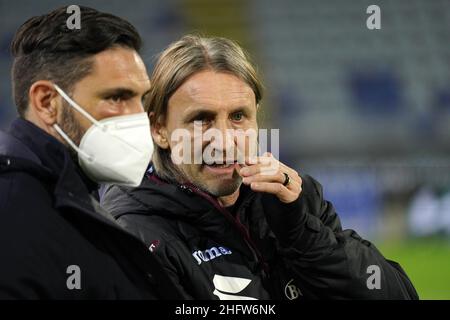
xmin=101 ymin=35 xmax=418 ymax=300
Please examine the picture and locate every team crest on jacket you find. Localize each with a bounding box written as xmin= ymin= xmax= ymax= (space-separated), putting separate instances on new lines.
xmin=285 ymin=279 xmax=302 ymax=300
xmin=149 ymin=240 xmax=160 ymax=252
xmin=192 ymin=246 xmax=232 ymax=265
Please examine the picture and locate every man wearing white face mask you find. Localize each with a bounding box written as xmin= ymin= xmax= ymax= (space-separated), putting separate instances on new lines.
xmin=0 ymin=6 xmax=178 ymax=299
xmin=53 ymin=84 xmax=153 ymax=187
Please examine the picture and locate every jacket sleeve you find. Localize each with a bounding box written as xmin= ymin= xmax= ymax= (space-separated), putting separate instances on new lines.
xmin=0 ymin=175 xmax=60 ymax=299
xmin=262 ymin=175 xmax=419 ymax=300
xmin=117 ymin=215 xmax=195 ymax=300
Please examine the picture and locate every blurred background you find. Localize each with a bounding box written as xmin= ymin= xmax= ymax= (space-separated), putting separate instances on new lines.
xmin=0 ymin=0 xmax=449 ymax=299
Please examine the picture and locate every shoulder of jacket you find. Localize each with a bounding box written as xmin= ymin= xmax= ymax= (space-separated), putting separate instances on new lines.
xmin=117 ymin=212 xmax=186 ymax=245
xmin=300 ymin=174 xmax=324 ymax=200
xmin=0 ymin=171 xmax=62 ymax=254
xmin=0 ymin=167 xmax=52 ymax=205
xmin=100 ymin=184 xmax=151 ymax=219
xmin=0 ymin=155 xmax=53 ymax=183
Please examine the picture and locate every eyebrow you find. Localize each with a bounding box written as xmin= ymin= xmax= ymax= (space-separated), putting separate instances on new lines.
xmin=184 ymin=109 xmax=217 ymax=123
xmin=183 ymin=106 xmax=251 ymax=123
xmin=98 ymin=87 xmax=150 ymax=99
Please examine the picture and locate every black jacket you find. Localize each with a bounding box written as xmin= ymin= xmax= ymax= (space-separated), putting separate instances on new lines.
xmin=0 ymin=118 xmax=180 ymax=299
xmin=101 ymin=169 xmax=419 ymax=300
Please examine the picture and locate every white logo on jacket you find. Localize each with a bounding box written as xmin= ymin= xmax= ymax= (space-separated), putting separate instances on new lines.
xmin=192 ymin=246 xmax=232 ymax=265
xmin=212 ymin=274 xmax=258 ymax=300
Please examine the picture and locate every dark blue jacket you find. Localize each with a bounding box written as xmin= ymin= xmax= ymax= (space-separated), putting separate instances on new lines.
xmin=0 ymin=118 xmax=178 ymax=299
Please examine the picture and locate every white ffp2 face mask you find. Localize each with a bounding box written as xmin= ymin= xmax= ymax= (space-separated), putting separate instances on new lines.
xmin=53 ymin=84 xmax=153 ymax=187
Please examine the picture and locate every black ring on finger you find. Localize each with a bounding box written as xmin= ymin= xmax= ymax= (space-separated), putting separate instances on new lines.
xmin=282 ymin=172 xmax=291 ymax=187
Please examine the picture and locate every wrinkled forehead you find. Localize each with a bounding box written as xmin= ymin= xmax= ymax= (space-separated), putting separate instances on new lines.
xmin=169 ymin=70 xmax=257 ymax=114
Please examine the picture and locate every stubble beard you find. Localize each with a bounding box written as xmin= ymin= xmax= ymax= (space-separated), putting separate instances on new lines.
xmin=58 ymin=101 xmax=85 ymax=163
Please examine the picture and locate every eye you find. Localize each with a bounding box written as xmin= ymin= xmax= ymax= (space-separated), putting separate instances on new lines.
xmin=193 ymin=118 xmax=211 ymax=127
xmin=230 ymin=111 xmax=244 ymax=122
xmin=109 ymin=95 xmax=123 ymax=104
xmin=190 ymin=113 xmax=213 ymax=124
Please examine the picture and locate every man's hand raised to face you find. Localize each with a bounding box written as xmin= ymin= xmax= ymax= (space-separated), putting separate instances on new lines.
xmin=239 ymin=153 xmax=303 ymax=204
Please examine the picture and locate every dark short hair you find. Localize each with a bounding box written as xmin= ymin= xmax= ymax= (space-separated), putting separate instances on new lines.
xmin=10 ymin=6 xmax=142 ymax=117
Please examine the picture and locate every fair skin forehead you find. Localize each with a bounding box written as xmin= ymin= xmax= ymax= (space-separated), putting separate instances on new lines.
xmin=166 ymin=70 xmax=256 ymax=129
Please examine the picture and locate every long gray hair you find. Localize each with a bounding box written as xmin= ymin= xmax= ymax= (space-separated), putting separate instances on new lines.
xmin=146 ymin=34 xmax=263 ymax=183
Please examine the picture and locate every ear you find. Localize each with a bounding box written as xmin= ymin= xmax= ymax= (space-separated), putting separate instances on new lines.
xmin=149 ymin=112 xmax=169 ymax=149
xmin=27 ymin=80 xmax=61 ymax=129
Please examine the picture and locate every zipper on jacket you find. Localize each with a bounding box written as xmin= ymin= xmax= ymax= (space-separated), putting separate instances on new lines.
xmin=147 ymin=173 xmax=270 ymax=273
xmin=181 ymin=182 xmax=270 ymax=274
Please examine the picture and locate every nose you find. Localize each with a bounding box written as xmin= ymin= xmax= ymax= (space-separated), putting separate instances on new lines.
xmin=133 ymin=100 xmax=145 ymax=114
xmin=124 ymin=98 xmax=145 ymax=115
xmin=208 ymin=119 xmax=236 ymax=159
